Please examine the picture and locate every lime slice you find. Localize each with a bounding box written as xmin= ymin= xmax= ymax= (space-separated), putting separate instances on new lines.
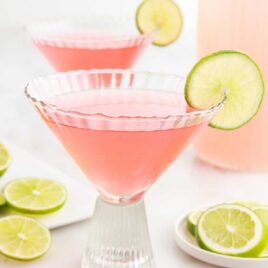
xmin=187 ymin=209 xmax=204 ymax=236
xmin=196 ymin=204 xmax=267 ymax=257
xmin=253 ymin=206 xmax=268 ymax=257
xmin=136 ymin=0 xmax=183 ymax=46
xmin=0 ymin=193 xmax=6 ymax=207
xmin=0 ymin=143 xmax=12 ymax=176
xmin=4 ymin=178 xmax=67 ymax=214
xmin=0 ymin=215 xmax=51 ymax=260
xmin=185 ymin=51 xmax=264 ymax=130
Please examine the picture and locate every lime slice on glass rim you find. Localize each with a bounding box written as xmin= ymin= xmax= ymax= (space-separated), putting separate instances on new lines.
xmin=0 ymin=215 xmax=51 ymax=261
xmin=187 ymin=209 xmax=204 ymax=236
xmin=185 ymin=51 xmax=264 ymax=130
xmin=4 ymin=178 xmax=67 ymax=214
xmin=196 ymin=204 xmax=267 ymax=257
xmin=136 ymin=0 xmax=183 ymax=46
xmin=0 ymin=143 xmax=12 ymax=176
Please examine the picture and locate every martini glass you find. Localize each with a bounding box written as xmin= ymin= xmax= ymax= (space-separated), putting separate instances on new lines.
xmin=25 ymin=70 xmax=224 ymax=268
xmin=27 ymin=18 xmax=152 ymax=71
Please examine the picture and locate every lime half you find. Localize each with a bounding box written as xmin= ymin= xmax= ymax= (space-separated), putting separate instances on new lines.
xmin=253 ymin=206 xmax=268 ymax=257
xmin=0 ymin=143 xmax=11 ymax=176
xmin=0 ymin=215 xmax=51 ymax=261
xmin=4 ymin=178 xmax=67 ymax=214
xmin=187 ymin=209 xmax=204 ymax=236
xmin=185 ymin=51 xmax=264 ymax=130
xmin=136 ymin=0 xmax=183 ymax=46
xmin=196 ymin=204 xmax=267 ymax=257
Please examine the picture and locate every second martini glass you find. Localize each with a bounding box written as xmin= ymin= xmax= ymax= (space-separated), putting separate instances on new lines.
xmin=27 ymin=18 xmax=152 ymax=71
xmin=25 ymin=70 xmax=224 ymax=268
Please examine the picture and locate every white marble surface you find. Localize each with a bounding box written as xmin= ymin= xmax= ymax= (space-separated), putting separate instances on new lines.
xmin=1 ymin=1 xmax=267 ymax=267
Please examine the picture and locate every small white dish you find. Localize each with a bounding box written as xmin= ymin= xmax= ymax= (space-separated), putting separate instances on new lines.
xmin=174 ymin=209 xmax=268 ymax=268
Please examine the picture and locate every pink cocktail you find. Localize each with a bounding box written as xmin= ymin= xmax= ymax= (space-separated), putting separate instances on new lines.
xmin=25 ymin=70 xmax=223 ymax=268
xmin=44 ymin=89 xmax=202 ymax=201
xmin=28 ymin=18 xmax=151 ymax=71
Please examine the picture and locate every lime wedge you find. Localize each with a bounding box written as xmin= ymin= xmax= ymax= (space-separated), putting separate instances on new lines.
xmin=196 ymin=204 xmax=267 ymax=257
xmin=0 ymin=143 xmax=11 ymax=176
xmin=253 ymin=206 xmax=268 ymax=257
xmin=0 ymin=193 xmax=6 ymax=207
xmin=4 ymin=178 xmax=67 ymax=214
xmin=187 ymin=209 xmax=204 ymax=236
xmin=136 ymin=0 xmax=183 ymax=46
xmin=185 ymin=51 xmax=264 ymax=130
xmin=0 ymin=215 xmax=51 ymax=261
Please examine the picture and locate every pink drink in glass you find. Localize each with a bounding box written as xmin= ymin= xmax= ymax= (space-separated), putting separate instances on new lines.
xmin=34 ymin=33 xmax=149 ymax=71
xmin=43 ymin=90 xmax=203 ymax=200
xmin=28 ymin=19 xmax=151 ymax=71
xmin=25 ymin=70 xmax=224 ymax=267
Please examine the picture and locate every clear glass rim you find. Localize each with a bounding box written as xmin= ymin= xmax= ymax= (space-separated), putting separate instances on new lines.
xmin=25 ymin=69 xmax=226 ymax=120
xmin=26 ymin=16 xmax=153 ymax=44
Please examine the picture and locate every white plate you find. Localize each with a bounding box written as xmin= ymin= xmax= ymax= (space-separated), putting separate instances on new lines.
xmin=0 ymin=140 xmax=97 ymax=229
xmin=174 ymin=209 xmax=268 ymax=268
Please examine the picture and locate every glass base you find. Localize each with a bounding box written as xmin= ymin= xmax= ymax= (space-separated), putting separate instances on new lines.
xmin=82 ymin=197 xmax=155 ymax=268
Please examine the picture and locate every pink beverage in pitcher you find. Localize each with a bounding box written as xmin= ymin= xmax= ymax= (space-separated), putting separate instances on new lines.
xmin=195 ymin=0 xmax=268 ymax=171
xmin=43 ymin=89 xmax=203 ymax=199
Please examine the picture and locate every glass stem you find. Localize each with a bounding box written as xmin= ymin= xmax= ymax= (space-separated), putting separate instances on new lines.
xmin=82 ymin=196 xmax=155 ymax=268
